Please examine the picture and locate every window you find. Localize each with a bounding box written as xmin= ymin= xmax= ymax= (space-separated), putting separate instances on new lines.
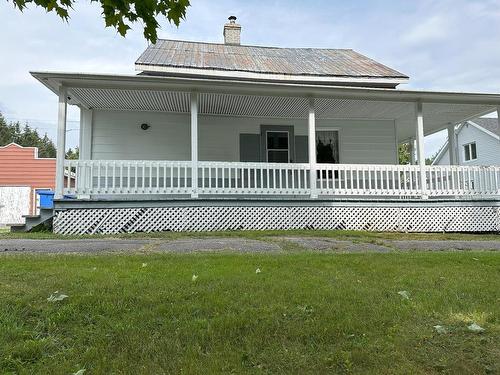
xmin=316 ymin=130 xmax=340 ymax=164
xmin=266 ymin=131 xmax=289 ymax=163
xmin=463 ymin=142 xmax=477 ymax=161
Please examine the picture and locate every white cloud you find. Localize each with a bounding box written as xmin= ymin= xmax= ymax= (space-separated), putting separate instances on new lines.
xmin=401 ymin=15 xmax=452 ymax=45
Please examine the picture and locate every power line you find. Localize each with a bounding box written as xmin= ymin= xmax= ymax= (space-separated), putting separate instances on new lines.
xmin=4 ymin=116 xmax=79 ymax=125
xmin=4 ymin=116 xmax=79 ymax=133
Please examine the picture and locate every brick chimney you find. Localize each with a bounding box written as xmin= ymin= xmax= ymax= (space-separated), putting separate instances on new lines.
xmin=223 ymin=16 xmax=241 ymax=45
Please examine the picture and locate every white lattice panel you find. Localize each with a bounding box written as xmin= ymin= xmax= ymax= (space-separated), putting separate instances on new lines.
xmin=53 ymin=205 xmax=500 ymax=235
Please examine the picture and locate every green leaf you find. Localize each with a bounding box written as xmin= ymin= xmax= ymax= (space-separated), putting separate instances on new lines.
xmin=117 ymin=20 xmax=131 ymax=36
xmin=8 ymin=0 xmax=191 ymax=42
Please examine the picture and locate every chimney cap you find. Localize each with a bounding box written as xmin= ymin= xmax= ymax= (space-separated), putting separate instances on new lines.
xmin=228 ymin=15 xmax=237 ymax=23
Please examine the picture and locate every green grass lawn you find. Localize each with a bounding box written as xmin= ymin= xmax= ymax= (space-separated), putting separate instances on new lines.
xmin=0 ymin=251 xmax=499 ymax=374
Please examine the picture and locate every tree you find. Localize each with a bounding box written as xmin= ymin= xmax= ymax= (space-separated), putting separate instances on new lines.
xmin=398 ymin=143 xmax=411 ymax=165
xmin=65 ymin=147 xmax=80 ymax=160
xmin=39 ymin=134 xmax=57 ymax=159
xmin=0 ymin=113 xmax=16 ymax=145
xmin=10 ymin=0 xmax=190 ymax=43
xmin=425 ymin=152 xmax=437 ymax=166
xmin=399 ymin=141 xmax=437 ymax=165
xmin=0 ymin=112 xmax=58 ymax=158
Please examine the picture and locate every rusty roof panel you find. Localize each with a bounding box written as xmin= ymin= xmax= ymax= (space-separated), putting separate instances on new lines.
xmin=135 ymin=40 xmax=408 ymax=79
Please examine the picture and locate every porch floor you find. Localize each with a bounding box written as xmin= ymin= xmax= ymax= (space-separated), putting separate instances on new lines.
xmin=55 ymin=197 xmax=500 ymax=209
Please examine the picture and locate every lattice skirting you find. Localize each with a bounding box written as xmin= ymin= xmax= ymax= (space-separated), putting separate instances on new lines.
xmin=53 ymin=204 xmax=500 ymax=235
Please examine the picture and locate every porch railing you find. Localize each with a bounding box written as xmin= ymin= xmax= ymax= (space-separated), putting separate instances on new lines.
xmin=66 ymin=160 xmax=193 ymax=195
xmin=197 ymin=161 xmax=311 ymax=195
xmin=63 ymin=160 xmax=500 ymax=198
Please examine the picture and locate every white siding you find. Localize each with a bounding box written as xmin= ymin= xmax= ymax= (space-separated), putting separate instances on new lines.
xmin=325 ymin=119 xmax=397 ymax=164
xmin=92 ymin=110 xmax=397 ymax=164
xmin=457 ymin=124 xmax=500 ymax=166
xmin=434 ymin=124 xmax=500 ymax=166
xmin=92 ymin=111 xmax=190 ymax=160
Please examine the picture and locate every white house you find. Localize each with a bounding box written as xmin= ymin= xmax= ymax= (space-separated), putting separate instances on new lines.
xmin=31 ymin=17 xmax=500 ymax=234
xmin=433 ymin=118 xmax=500 ymax=166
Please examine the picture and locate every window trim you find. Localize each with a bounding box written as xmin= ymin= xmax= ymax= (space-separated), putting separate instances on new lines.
xmin=463 ymin=142 xmax=477 ymax=162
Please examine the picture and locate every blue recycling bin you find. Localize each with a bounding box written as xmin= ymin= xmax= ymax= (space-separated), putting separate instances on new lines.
xmin=37 ymin=190 xmax=55 ymax=209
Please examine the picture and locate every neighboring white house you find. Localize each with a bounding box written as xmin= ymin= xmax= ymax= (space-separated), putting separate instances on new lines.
xmin=433 ymin=118 xmax=500 ymax=166
xmin=28 ymin=16 xmax=500 ymax=234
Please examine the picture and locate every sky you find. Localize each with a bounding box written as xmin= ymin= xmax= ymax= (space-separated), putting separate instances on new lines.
xmin=1 ymin=0 xmax=500 ymax=156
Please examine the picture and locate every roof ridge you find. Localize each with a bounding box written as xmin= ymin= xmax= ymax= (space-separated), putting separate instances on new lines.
xmin=152 ymin=38 xmax=354 ymax=51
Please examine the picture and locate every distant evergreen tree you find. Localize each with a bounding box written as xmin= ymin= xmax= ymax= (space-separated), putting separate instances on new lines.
xmin=0 ymin=111 xmax=60 ymax=158
xmin=0 ymin=113 xmax=16 ymax=145
xmin=39 ymin=134 xmax=57 ymax=159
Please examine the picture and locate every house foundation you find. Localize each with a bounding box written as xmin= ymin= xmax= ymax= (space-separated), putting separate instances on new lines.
xmin=53 ymin=199 xmax=500 ymax=235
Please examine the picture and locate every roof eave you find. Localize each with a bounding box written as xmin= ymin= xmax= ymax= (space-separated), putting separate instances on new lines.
xmin=30 ymin=71 xmax=500 ymax=107
xmin=134 ymin=63 xmax=409 ymax=87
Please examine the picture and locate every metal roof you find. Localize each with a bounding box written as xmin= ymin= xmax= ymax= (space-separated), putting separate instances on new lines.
xmin=135 ymin=40 xmax=408 ymax=81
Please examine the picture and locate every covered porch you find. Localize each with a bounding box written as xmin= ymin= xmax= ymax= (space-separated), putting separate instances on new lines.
xmin=63 ymin=159 xmax=500 ymax=199
xmin=34 ymin=72 xmax=500 ymax=201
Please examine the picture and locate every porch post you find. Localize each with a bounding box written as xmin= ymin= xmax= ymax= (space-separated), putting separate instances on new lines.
xmin=497 ymin=107 xmax=500 ymax=139
xmin=415 ymin=101 xmax=427 ymax=198
xmin=78 ymin=108 xmax=93 ymax=198
xmin=409 ymin=137 xmax=416 ymax=165
xmin=79 ymin=108 xmax=93 ymax=161
xmin=55 ymin=86 xmax=68 ymax=199
xmin=447 ymin=123 xmax=457 ymax=165
xmin=190 ymin=92 xmax=199 ymax=198
xmin=308 ymin=97 xmax=317 ymax=198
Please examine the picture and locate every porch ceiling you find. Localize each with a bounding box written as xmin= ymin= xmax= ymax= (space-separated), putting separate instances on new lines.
xmin=69 ymin=87 xmax=494 ymax=141
xmin=31 ymin=71 xmax=500 ymax=142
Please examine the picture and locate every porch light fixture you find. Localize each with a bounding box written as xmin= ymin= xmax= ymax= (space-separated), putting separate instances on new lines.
xmin=140 ymin=123 xmax=150 ymax=130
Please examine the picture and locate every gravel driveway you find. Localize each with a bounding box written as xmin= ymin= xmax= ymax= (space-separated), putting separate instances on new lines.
xmin=1 ymin=236 xmax=499 ymax=254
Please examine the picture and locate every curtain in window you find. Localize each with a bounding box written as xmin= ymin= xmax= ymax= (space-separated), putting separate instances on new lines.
xmin=316 ymin=131 xmax=339 ymax=164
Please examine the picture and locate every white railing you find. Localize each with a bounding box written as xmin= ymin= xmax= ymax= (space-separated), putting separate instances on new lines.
xmin=197 ymin=161 xmax=310 ymax=195
xmin=65 ymin=160 xmax=193 ymax=195
xmin=63 ymin=160 xmax=500 ymax=199
xmin=316 ymin=164 xmax=423 ymax=197
xmin=425 ymin=165 xmax=500 ymax=197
